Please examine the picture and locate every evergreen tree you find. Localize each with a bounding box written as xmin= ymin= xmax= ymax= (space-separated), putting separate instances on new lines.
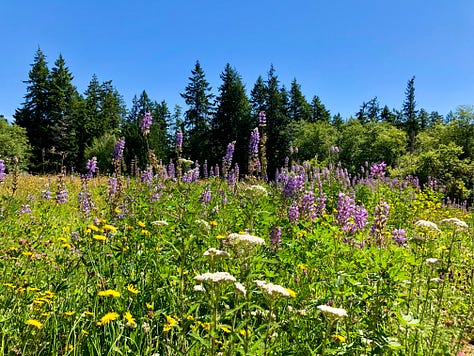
xmin=418 ymin=108 xmax=429 ymax=130
xmin=288 ymin=79 xmax=312 ymax=122
xmin=212 ymin=63 xmax=252 ymax=173
xmin=331 ymin=113 xmax=344 ymax=128
xmin=380 ymin=105 xmax=397 ymax=125
xmin=149 ymin=100 xmax=170 ymax=160
xmin=402 ymin=76 xmax=418 ymax=151
xmin=180 ymin=61 xmax=214 ymax=163
xmin=14 ymin=48 xmax=51 ymax=171
xmin=311 ymin=95 xmax=330 ymax=123
xmin=250 ymin=75 xmax=267 ymax=119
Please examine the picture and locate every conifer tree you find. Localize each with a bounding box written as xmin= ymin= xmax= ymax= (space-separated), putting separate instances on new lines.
xmin=180 ymin=61 xmax=214 ymax=164
xmin=311 ymin=95 xmax=331 ymax=123
xmin=402 ymin=76 xmax=418 ymax=151
xmin=288 ymin=79 xmax=312 ymax=122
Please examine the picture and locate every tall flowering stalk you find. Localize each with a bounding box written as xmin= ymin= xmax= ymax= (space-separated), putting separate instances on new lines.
xmin=336 ymin=193 xmax=368 ymax=234
xmin=370 ymin=201 xmax=390 ymax=246
xmin=248 ymin=127 xmax=260 ymax=177
xmin=140 ymin=111 xmax=153 ymax=135
xmin=0 ymin=159 xmax=5 ymax=183
xmin=259 ymin=111 xmax=267 ymax=179
xmin=222 ymin=141 xmax=235 ymax=178
xmin=112 ymin=138 xmax=125 ymax=175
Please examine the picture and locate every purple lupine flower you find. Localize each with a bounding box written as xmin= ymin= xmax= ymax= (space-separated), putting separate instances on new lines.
xmin=214 ymin=164 xmax=220 ymax=177
xmin=176 ymin=131 xmax=183 ymax=151
xmin=234 ymin=163 xmax=239 ymax=181
xmin=78 ymin=186 xmax=94 ymax=215
xmin=221 ymin=190 xmax=228 ymax=204
xmin=270 ymin=226 xmax=282 ymax=249
xmin=20 ymin=204 xmax=31 ymax=214
xmin=199 ymin=188 xmax=212 ymax=205
xmin=249 ymin=128 xmax=260 ymax=155
xmin=315 ymin=192 xmax=327 ymax=217
xmin=222 ymin=142 xmax=235 ymax=174
xmin=85 ymin=157 xmax=98 ymax=179
xmin=336 ymin=193 xmax=368 ymax=233
xmin=354 ymin=205 xmax=368 ymax=230
xmin=258 ymin=111 xmax=266 ymax=125
xmin=108 ymin=178 xmax=118 ymax=199
xmin=288 ymin=202 xmax=299 ymax=224
xmin=141 ymin=165 xmax=153 ymax=184
xmin=370 ymin=201 xmax=390 ymax=237
xmin=278 ymin=172 xmax=305 ymax=198
xmin=301 ymin=191 xmax=317 ymax=221
xmin=140 ymin=112 xmax=153 ymax=135
xmin=168 ymin=162 xmax=175 ymax=179
xmin=0 ymin=159 xmax=5 ymax=182
xmin=203 ymin=161 xmax=208 ymax=178
xmin=56 ymin=187 xmax=69 ymax=204
xmin=227 ymin=170 xmax=236 ymax=187
xmin=113 ymin=139 xmax=125 ymax=162
xmin=41 ymin=185 xmax=52 ymax=199
xmin=392 ymin=229 xmax=407 ymax=246
xmin=369 ymin=162 xmax=387 ymax=179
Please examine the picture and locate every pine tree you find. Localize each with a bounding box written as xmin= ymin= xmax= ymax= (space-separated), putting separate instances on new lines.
xmin=250 ymin=75 xmax=267 ymax=119
xmin=14 ymin=48 xmax=51 ymax=171
xmin=180 ymin=61 xmax=214 ymax=164
xmin=288 ymin=79 xmax=312 ymax=122
xmin=402 ymin=76 xmax=418 ymax=151
xmin=380 ymin=105 xmax=397 ymax=125
xmin=212 ymin=63 xmax=252 ymax=173
xmin=311 ymin=95 xmax=330 ymax=123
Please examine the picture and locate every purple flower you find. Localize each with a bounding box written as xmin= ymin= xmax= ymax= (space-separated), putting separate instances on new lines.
xmin=392 ymin=229 xmax=407 ymax=246
xmin=167 ymin=162 xmax=175 ymax=179
xmin=288 ymin=202 xmax=299 ymax=224
xmin=301 ymin=191 xmax=317 ymax=221
xmin=141 ymin=165 xmax=153 ymax=184
xmin=258 ymin=111 xmax=266 ymax=125
xmin=113 ymin=139 xmax=125 ymax=162
xmin=140 ymin=111 xmax=153 ymax=135
xmin=0 ymin=159 xmax=5 ymax=182
xmin=369 ymin=162 xmax=387 ymax=179
xmin=337 ymin=193 xmax=368 ymax=233
xmin=199 ymin=188 xmax=212 ymax=205
xmin=56 ymin=188 xmax=69 ymax=204
xmin=270 ymin=226 xmax=282 ymax=249
xmin=20 ymin=204 xmax=31 ymax=214
xmin=249 ymin=128 xmax=260 ymax=155
xmin=222 ymin=142 xmax=235 ymax=174
xmin=85 ymin=157 xmax=98 ymax=179
xmin=176 ymin=131 xmax=183 ymax=151
xmin=78 ymin=186 xmax=94 ymax=215
xmin=108 ymin=178 xmax=118 ymax=199
xmin=370 ymin=201 xmax=390 ymax=237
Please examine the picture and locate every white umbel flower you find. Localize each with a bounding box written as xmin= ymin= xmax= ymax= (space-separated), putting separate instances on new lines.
xmin=228 ymin=232 xmax=265 ymax=246
xmin=245 ymin=185 xmax=268 ymax=199
xmin=425 ymin=257 xmax=441 ymax=266
xmin=440 ymin=218 xmax=468 ymax=229
xmin=193 ymin=284 xmax=206 ymax=292
xmin=254 ymin=280 xmax=291 ymax=298
xmin=234 ymin=282 xmax=247 ymax=296
xmin=194 ymin=272 xmax=236 ymax=284
xmin=415 ymin=220 xmax=440 ymax=232
xmin=317 ymin=305 xmax=348 ymax=318
xmin=151 ymin=220 xmax=169 ymax=226
xmin=203 ymin=248 xmax=231 ymax=259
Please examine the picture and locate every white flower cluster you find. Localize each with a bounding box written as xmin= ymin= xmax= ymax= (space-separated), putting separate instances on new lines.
xmin=317 ymin=305 xmax=348 ymax=318
xmin=151 ymin=220 xmax=169 ymax=226
xmin=228 ymin=232 xmax=266 ymax=246
xmin=245 ymin=185 xmax=268 ymax=199
xmin=440 ymin=218 xmax=469 ymax=229
xmin=415 ymin=220 xmax=440 ymax=232
xmin=195 ymin=219 xmax=211 ymax=233
xmin=425 ymin=257 xmax=441 ymax=266
xmin=254 ymin=280 xmax=291 ymax=298
xmin=234 ymin=282 xmax=247 ymax=296
xmin=193 ymin=284 xmax=206 ymax=292
xmin=203 ymin=248 xmax=231 ymax=259
xmin=194 ymin=272 xmax=236 ymax=284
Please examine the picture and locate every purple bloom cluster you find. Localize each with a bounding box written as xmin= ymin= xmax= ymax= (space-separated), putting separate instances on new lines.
xmin=258 ymin=111 xmax=266 ymax=125
xmin=369 ymin=162 xmax=387 ymax=179
xmin=78 ymin=187 xmax=94 ymax=215
xmin=199 ymin=188 xmax=212 ymax=205
xmin=392 ymin=228 xmax=407 ymax=246
xmin=140 ymin=112 xmax=153 ymax=135
xmin=85 ymin=157 xmax=98 ymax=179
xmin=141 ymin=165 xmax=153 ymax=185
xmin=371 ymin=201 xmax=391 ymax=240
xmin=222 ymin=142 xmax=235 ymax=174
xmin=288 ymin=202 xmax=300 ymax=223
xmin=108 ymin=178 xmax=118 ymax=199
xmin=249 ymin=128 xmax=260 ymax=155
xmin=20 ymin=204 xmax=31 ymax=214
xmin=167 ymin=162 xmax=175 ymax=179
xmin=278 ymin=172 xmax=305 ymax=198
xmin=41 ymin=185 xmax=52 ymax=199
xmin=301 ymin=191 xmax=317 ymax=221
xmin=0 ymin=159 xmax=5 ymax=182
xmin=113 ymin=139 xmax=125 ymax=162
xmin=336 ymin=193 xmax=368 ymax=233
xmin=176 ymin=131 xmax=183 ymax=151
xmin=56 ymin=187 xmax=69 ymax=204
xmin=270 ymin=226 xmax=282 ymax=249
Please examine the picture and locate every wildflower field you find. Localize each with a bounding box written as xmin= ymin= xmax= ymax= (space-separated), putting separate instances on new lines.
xmin=0 ymin=158 xmax=473 ymax=355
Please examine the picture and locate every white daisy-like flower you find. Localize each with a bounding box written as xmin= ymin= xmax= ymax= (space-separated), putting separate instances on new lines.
xmin=193 ymin=284 xmax=206 ymax=292
xmin=203 ymin=248 xmax=231 ymax=259
xmin=425 ymin=258 xmax=441 ymax=266
xmin=440 ymin=218 xmax=469 ymax=229
xmin=254 ymin=280 xmax=291 ymax=298
xmin=317 ymin=305 xmax=348 ymax=318
xmin=194 ymin=272 xmax=236 ymax=284
xmin=234 ymin=282 xmax=247 ymax=296
xmin=228 ymin=232 xmax=265 ymax=246
xmin=415 ymin=220 xmax=440 ymax=232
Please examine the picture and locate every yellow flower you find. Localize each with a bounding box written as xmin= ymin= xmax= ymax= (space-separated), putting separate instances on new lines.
xmin=164 ymin=315 xmax=179 ymax=332
xmin=26 ymin=319 xmax=43 ymax=329
xmin=209 ymin=220 xmax=218 ymax=227
xmin=114 ymin=208 xmax=121 ymax=214
xmin=97 ymin=312 xmax=120 ymax=325
xmin=285 ymin=288 xmax=296 ymax=298
xmin=124 ymin=311 xmax=136 ymax=325
xmin=22 ymin=251 xmax=33 ymax=256
xmin=103 ymin=224 xmax=117 ymax=232
xmin=137 ymin=221 xmax=146 ymax=228
xmin=186 ymin=314 xmax=194 ymax=321
xmin=332 ymin=334 xmax=346 ymax=342
xmin=88 ymin=224 xmax=100 ymax=232
xmin=146 ymin=303 xmax=153 ymax=309
xmin=93 ymin=234 xmax=107 ymax=241
xmin=216 ymin=235 xmax=226 ymax=240
xmin=200 ymin=322 xmax=210 ymax=330
xmin=239 ymin=329 xmax=251 ymax=337
xmin=58 ymin=237 xmax=68 ymax=243
xmin=64 ymin=311 xmax=75 ymax=316
xmin=3 ymin=283 xmax=15 ymax=289
xmin=219 ymin=325 xmax=231 ymax=333
xmin=62 ymin=243 xmax=71 ymax=249
xmin=141 ymin=229 xmax=150 ymax=236
xmin=64 ymin=344 xmax=73 ymax=351
xmin=127 ymin=284 xmax=140 ymax=294
xmin=83 ymin=311 xmax=94 ymax=317
xmin=26 ymin=287 xmax=40 ymax=292
xmin=81 ymin=329 xmax=89 ymax=335
xmin=98 ymin=289 xmax=121 ymax=298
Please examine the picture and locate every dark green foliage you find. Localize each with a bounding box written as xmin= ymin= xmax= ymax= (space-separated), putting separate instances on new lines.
xmin=288 ymin=79 xmax=312 ymax=122
xmin=402 ymin=76 xmax=418 ymax=151
xmin=180 ymin=61 xmax=214 ymax=164
xmin=212 ymin=64 xmax=252 ymax=173
xmin=290 ymin=120 xmax=338 ymax=163
xmin=0 ymin=119 xmax=31 ymax=169
xmin=310 ymin=95 xmax=330 ymax=123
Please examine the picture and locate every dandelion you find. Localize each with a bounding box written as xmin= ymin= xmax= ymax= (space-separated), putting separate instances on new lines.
xmin=103 ymin=224 xmax=117 ymax=232
xmin=97 ymin=312 xmax=120 ymax=325
xmin=332 ymin=334 xmax=346 ymax=342
xmin=93 ymin=234 xmax=107 ymax=241
xmin=127 ymin=284 xmax=140 ymax=294
xmin=164 ymin=315 xmax=179 ymax=332
xmin=317 ymin=305 xmax=348 ymax=319
xmin=26 ymin=319 xmax=43 ymax=329
xmin=98 ymin=289 xmax=121 ymax=298
xmin=64 ymin=311 xmax=75 ymax=316
xmin=124 ymin=311 xmax=136 ymax=326
xmin=194 ymin=272 xmax=236 ymax=284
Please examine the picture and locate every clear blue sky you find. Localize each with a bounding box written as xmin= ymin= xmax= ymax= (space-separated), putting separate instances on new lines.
xmin=1 ymin=0 xmax=473 ymax=122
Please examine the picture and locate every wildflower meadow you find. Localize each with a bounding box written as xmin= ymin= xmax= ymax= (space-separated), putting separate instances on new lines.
xmin=0 ymin=135 xmax=473 ymax=355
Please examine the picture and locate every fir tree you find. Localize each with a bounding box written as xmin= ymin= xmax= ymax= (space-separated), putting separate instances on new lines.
xmin=311 ymin=95 xmax=330 ymax=123
xmin=288 ymin=79 xmax=312 ymax=122
xmin=402 ymin=76 xmax=418 ymax=151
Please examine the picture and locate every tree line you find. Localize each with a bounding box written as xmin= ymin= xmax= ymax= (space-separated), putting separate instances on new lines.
xmin=3 ymin=48 xmax=474 ymax=199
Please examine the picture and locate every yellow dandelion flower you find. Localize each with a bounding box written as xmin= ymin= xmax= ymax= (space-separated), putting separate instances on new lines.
xmin=27 ymin=287 xmax=40 ymax=292
xmin=146 ymin=303 xmax=153 ymax=309
xmin=103 ymin=224 xmax=117 ymax=232
xmin=3 ymin=283 xmax=15 ymax=289
xmin=209 ymin=220 xmax=218 ymax=227
xmin=97 ymin=312 xmax=120 ymax=325
xmin=81 ymin=329 xmax=89 ymax=335
xmin=137 ymin=221 xmax=146 ymax=228
xmin=186 ymin=314 xmax=194 ymax=321
xmin=26 ymin=319 xmax=43 ymax=329
xmin=216 ymin=235 xmax=226 ymax=240
xmin=41 ymin=312 xmax=49 ymax=317
xmin=141 ymin=229 xmax=150 ymax=236
xmin=64 ymin=311 xmax=75 ymax=316
xmin=124 ymin=311 xmax=136 ymax=325
xmin=127 ymin=284 xmax=140 ymax=294
xmin=93 ymin=234 xmax=107 ymax=241
xmin=166 ymin=315 xmax=178 ymax=326
xmin=114 ymin=208 xmax=121 ymax=214
xmin=98 ymin=289 xmax=121 ymax=298
xmin=22 ymin=251 xmax=33 ymax=256
xmin=83 ymin=311 xmax=94 ymax=317
xmin=88 ymin=224 xmax=100 ymax=232
xmin=332 ymin=334 xmax=346 ymax=342
xmin=57 ymin=237 xmax=68 ymax=243
xmin=200 ymin=322 xmax=211 ymax=330
xmin=64 ymin=344 xmax=73 ymax=351
xmin=219 ymin=325 xmax=231 ymax=333
xmin=285 ymin=288 xmax=296 ymax=298
xmin=62 ymin=243 xmax=71 ymax=249
xmin=239 ymin=329 xmax=251 ymax=337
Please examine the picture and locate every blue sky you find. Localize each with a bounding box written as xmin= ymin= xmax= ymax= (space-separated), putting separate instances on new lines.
xmin=1 ymin=1 xmax=473 ymax=122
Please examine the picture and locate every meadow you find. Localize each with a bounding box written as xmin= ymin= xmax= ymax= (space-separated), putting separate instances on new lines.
xmin=0 ymin=157 xmax=472 ymax=355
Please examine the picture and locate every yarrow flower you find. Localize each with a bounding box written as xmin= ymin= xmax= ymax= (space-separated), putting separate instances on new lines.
xmin=254 ymin=280 xmax=295 ymax=298
xmin=317 ymin=305 xmax=348 ymax=318
xmin=426 ymin=257 xmax=441 ymax=266
xmin=440 ymin=218 xmax=468 ymax=230
xmin=227 ymin=232 xmax=265 ymax=247
xmin=203 ymin=247 xmax=230 ymax=259
xmin=245 ymin=185 xmax=268 ymax=200
xmin=234 ymin=282 xmax=247 ymax=296
xmin=194 ymin=272 xmax=236 ymax=284
xmin=415 ymin=220 xmax=440 ymax=232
